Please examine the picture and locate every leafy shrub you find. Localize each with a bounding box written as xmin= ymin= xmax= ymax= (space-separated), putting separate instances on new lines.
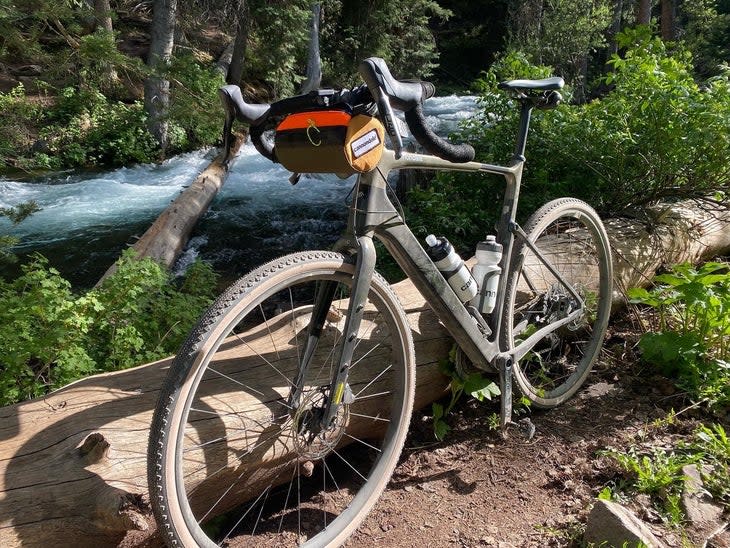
xmin=407 ymin=29 xmax=730 ymax=255
xmin=431 ymin=347 xmax=500 ymax=440
xmin=404 ymin=51 xmax=561 ymax=255
xmin=0 ymin=84 xmax=43 ymax=166
xmin=628 ymin=261 xmax=730 ymax=411
xmin=602 ymin=422 xmax=730 ymax=524
xmin=0 ymin=251 xmax=217 ymax=406
xmin=167 ymin=54 xmax=226 ymax=152
xmin=41 ymin=87 xmax=158 ymax=167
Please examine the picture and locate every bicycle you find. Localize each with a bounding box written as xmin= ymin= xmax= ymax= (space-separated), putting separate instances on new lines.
xmin=147 ymin=57 xmax=613 ymax=547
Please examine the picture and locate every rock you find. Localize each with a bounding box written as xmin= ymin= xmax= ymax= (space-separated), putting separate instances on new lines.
xmin=10 ymin=64 xmax=42 ymax=77
xmin=30 ymin=139 xmax=52 ymax=155
xmin=580 ymin=381 xmax=616 ymax=399
xmin=585 ymin=499 xmax=666 ymax=548
xmin=681 ymin=464 xmax=729 ymax=547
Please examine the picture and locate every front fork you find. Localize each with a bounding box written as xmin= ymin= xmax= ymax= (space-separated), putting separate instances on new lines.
xmin=288 ymin=235 xmax=376 ymax=429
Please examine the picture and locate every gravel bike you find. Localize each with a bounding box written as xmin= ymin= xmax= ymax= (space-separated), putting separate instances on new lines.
xmin=147 ymin=57 xmax=613 ymax=547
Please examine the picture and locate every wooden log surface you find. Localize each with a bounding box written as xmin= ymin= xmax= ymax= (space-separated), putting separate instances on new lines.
xmin=1 ymin=198 xmax=730 ymax=546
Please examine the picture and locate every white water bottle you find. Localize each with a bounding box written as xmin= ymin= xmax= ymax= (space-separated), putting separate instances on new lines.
xmin=425 ymin=234 xmax=478 ymax=303
xmin=470 ymin=235 xmax=503 ymax=314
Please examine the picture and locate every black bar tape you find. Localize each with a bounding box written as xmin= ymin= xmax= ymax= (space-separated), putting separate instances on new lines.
xmin=404 ymin=103 xmax=475 ymax=163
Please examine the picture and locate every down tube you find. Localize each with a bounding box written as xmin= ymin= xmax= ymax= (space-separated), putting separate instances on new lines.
xmin=375 ymin=222 xmax=499 ymax=371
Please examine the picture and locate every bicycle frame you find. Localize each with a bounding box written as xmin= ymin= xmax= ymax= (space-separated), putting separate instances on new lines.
xmin=298 ymin=102 xmax=585 ymax=429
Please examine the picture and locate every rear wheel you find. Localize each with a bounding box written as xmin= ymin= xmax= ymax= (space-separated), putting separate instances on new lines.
xmin=148 ymin=251 xmax=415 ymax=547
xmin=501 ymin=198 xmax=613 ymax=408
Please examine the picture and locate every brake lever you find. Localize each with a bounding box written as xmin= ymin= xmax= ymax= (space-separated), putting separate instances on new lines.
xmin=377 ymin=94 xmax=404 ymax=159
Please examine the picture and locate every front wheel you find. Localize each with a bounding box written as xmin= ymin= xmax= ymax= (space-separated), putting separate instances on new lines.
xmin=148 ymin=251 xmax=415 ymax=547
xmin=501 ymin=198 xmax=613 ymax=408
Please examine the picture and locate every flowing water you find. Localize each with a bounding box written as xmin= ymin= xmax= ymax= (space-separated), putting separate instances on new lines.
xmin=0 ymin=95 xmax=478 ymax=287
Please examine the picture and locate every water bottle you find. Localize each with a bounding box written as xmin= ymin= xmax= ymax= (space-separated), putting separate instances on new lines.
xmin=470 ymin=235 xmax=503 ymax=314
xmin=425 ymin=234 xmax=478 ymax=303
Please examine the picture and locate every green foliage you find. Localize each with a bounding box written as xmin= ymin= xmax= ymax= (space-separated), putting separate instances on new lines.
xmin=321 ymin=0 xmax=451 ymax=85
xmin=508 ymin=0 xmax=613 ymax=91
xmin=0 ymin=201 xmax=41 ymax=263
xmin=246 ymin=0 xmax=312 ymax=96
xmin=76 ymin=29 xmax=145 ymax=94
xmin=0 ymin=251 xmax=217 ymax=406
xmin=681 ymin=0 xmax=730 ymax=78
xmin=602 ymin=422 xmax=730 ymax=525
xmin=0 ymin=84 xmax=44 ymax=167
xmin=691 ymin=423 xmax=730 ymax=508
xmin=432 ymin=347 xmax=500 ymax=440
xmin=628 ymin=261 xmax=730 ymax=410
xmin=167 ymin=54 xmax=226 ymax=152
xmin=602 ymin=445 xmax=692 ymax=525
xmin=407 ymin=31 xmax=730 ymax=256
xmin=40 ymin=87 xmax=157 ymax=168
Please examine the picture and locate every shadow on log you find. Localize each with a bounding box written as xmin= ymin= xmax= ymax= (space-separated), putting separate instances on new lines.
xmin=1 ymin=198 xmax=730 ymax=546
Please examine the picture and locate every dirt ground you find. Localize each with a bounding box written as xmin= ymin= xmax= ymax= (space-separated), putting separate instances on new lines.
xmin=344 ymin=320 xmax=707 ymax=548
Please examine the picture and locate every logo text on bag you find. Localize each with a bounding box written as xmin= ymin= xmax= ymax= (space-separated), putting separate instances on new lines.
xmin=350 ymin=129 xmax=381 ymax=159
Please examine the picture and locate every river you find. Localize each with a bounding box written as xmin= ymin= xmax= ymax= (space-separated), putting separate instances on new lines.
xmin=0 ymin=95 xmax=478 ymax=287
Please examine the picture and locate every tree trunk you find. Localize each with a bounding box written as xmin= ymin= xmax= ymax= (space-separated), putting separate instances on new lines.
xmin=227 ymin=0 xmax=249 ymax=86
xmin=93 ymin=0 xmax=119 ymax=87
xmin=3 ymin=198 xmax=730 ymax=546
xmin=636 ymin=0 xmax=651 ymax=25
xmin=660 ymin=0 xmax=676 ymax=41
xmin=96 ymin=134 xmax=245 ymax=285
xmin=144 ymin=0 xmax=178 ymax=153
xmin=216 ymin=41 xmax=235 ymax=77
xmin=94 ymin=0 xmax=114 ymax=32
xmin=610 ymin=0 xmax=624 ymax=53
xmin=299 ymin=2 xmax=322 ymax=93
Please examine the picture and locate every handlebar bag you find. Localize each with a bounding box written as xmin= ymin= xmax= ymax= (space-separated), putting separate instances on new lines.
xmin=275 ymin=110 xmax=385 ymax=175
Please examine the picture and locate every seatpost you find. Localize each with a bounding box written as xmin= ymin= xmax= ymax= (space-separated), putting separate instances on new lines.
xmin=512 ymin=100 xmax=534 ymax=163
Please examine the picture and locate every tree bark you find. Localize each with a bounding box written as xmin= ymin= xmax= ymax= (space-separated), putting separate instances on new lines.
xmin=144 ymin=0 xmax=178 ymax=153
xmin=93 ymin=0 xmax=119 ymax=88
xmin=610 ymin=0 xmax=624 ymax=53
xmin=636 ymin=0 xmax=651 ymax=25
xmin=96 ymin=134 xmax=245 ymax=285
xmin=227 ymin=0 xmax=249 ymax=86
xmin=299 ymin=2 xmax=322 ymax=93
xmin=94 ymin=0 xmax=114 ymax=33
xmin=3 ymin=198 xmax=730 ymax=546
xmin=660 ymin=0 xmax=676 ymax=41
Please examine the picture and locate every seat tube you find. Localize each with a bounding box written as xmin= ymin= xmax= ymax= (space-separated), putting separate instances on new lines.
xmin=323 ymin=234 xmax=377 ymax=425
xmin=513 ymin=101 xmax=533 ymax=162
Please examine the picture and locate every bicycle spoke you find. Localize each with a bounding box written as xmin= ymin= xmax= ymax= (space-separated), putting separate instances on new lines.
xmin=151 ymin=254 xmax=413 ymax=547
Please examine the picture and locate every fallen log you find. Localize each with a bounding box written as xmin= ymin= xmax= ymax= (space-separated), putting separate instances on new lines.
xmin=96 ymin=134 xmax=245 ymax=285
xmin=1 ymin=198 xmax=729 ymax=546
xmin=0 ymin=275 xmax=449 ymax=547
